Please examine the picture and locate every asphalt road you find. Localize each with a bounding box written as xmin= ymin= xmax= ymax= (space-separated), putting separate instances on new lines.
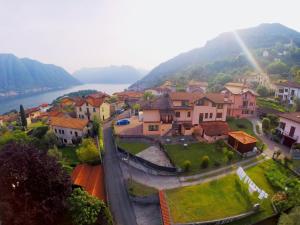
xmin=103 ymin=122 xmax=138 ymax=225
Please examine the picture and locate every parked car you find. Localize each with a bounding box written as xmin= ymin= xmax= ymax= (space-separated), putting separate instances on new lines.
xmin=116 ymin=118 xmax=130 ymax=125
xmin=115 ymin=108 xmax=125 ymax=114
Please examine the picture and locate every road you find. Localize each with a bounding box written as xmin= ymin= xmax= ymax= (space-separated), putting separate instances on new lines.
xmin=103 ymin=122 xmax=138 ymax=225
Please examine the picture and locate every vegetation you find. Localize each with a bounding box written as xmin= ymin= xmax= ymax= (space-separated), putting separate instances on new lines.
xmin=256 ymin=85 xmax=270 ymax=97
xmin=0 ymin=143 xmax=72 ymax=225
xmin=117 ymin=140 xmax=150 ymax=155
xmin=19 ymin=104 xmax=27 ymax=129
xmin=227 ymin=117 xmax=255 ymax=136
xmin=278 ymin=206 xmax=300 ymax=225
xmin=165 ymin=142 xmax=240 ymax=173
xmin=262 ymin=117 xmax=271 ymax=133
xmin=127 ymin=180 xmax=157 ymax=197
xmin=68 ymin=188 xmax=112 ymax=225
xmin=143 ymin=91 xmax=155 ymax=101
xmin=76 ymin=138 xmax=100 ymax=163
xmin=257 ymin=97 xmax=288 ymax=112
xmin=267 ymin=61 xmax=289 ymax=75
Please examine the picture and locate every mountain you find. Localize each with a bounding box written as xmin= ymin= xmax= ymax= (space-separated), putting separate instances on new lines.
xmin=73 ymin=65 xmax=146 ymax=84
xmin=0 ymin=54 xmax=80 ymax=96
xmin=130 ymin=23 xmax=300 ymax=90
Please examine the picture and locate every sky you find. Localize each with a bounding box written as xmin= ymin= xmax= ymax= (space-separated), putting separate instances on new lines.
xmin=0 ymin=0 xmax=300 ymax=73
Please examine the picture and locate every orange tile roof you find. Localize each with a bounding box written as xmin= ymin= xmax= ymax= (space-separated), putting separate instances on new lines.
xmin=200 ymin=121 xmax=229 ymax=136
xmin=159 ymin=190 xmax=171 ymax=225
xmin=49 ymin=116 xmax=88 ymax=130
xmin=228 ymin=131 xmax=257 ymax=144
xmin=72 ymin=164 xmax=106 ymax=201
xmin=169 ymin=92 xmax=204 ymax=102
xmin=75 ymin=92 xmax=109 ymax=107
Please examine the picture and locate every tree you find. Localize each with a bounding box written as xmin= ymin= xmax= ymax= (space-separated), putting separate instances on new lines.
xmin=267 ymin=61 xmax=289 ymax=75
xmin=92 ymin=116 xmax=100 ymax=136
xmin=143 ymin=91 xmax=154 ymax=101
xmin=47 ymin=145 xmax=63 ymax=160
xmin=227 ymin=151 xmax=234 ymax=162
xmin=201 ymin=155 xmax=210 ymax=168
xmin=68 ymin=188 xmax=113 ymax=225
xmin=278 ymin=206 xmax=300 ymax=225
xmin=262 ymin=117 xmax=271 ymax=133
xmin=183 ymin=160 xmax=191 ymax=172
xmin=266 ymin=114 xmax=279 ymax=128
xmin=132 ymin=103 xmax=140 ymax=115
xmin=0 ymin=143 xmax=72 ymax=225
xmin=76 ymin=138 xmax=99 ymax=163
xmin=256 ymin=85 xmax=269 ymax=97
xmin=19 ymin=104 xmax=27 ymax=129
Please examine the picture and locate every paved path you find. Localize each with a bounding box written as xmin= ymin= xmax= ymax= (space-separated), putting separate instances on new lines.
xmin=249 ymin=117 xmax=290 ymax=158
xmin=121 ymin=154 xmax=268 ymax=190
xmin=103 ymin=122 xmax=138 ymax=225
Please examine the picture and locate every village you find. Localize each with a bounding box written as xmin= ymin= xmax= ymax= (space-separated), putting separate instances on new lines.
xmin=0 ymin=78 xmax=300 ymax=225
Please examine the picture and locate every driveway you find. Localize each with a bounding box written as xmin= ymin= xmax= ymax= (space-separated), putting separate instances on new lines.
xmin=103 ymin=122 xmax=138 ymax=225
xmin=249 ymin=117 xmax=290 ymax=158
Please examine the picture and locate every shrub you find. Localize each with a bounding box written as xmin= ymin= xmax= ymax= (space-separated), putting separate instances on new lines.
xmin=47 ymin=145 xmax=62 ymax=160
xmin=214 ymin=161 xmax=221 ymax=167
xmin=262 ymin=117 xmax=271 ymax=133
xmin=76 ymin=138 xmax=100 ymax=163
xmin=227 ymin=151 xmax=234 ymax=162
xmin=201 ymin=156 xmax=209 ymax=168
xmin=255 ymin=124 xmax=261 ymax=134
xmin=237 ymin=123 xmax=246 ymax=129
xmin=183 ymin=160 xmax=191 ymax=172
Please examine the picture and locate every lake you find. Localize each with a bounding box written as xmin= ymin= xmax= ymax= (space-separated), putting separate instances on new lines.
xmin=0 ymin=83 xmax=130 ymax=114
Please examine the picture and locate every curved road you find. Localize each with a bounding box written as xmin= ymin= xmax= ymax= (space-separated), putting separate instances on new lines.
xmin=103 ymin=122 xmax=138 ymax=225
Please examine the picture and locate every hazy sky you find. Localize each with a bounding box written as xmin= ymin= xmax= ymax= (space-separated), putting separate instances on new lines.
xmin=0 ymin=0 xmax=300 ymax=73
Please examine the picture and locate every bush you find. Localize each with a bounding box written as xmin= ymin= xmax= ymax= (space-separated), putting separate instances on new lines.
xmin=201 ymin=156 xmax=209 ymax=168
xmin=183 ymin=160 xmax=191 ymax=172
xmin=31 ymin=126 xmax=49 ymax=138
xmin=214 ymin=161 xmax=221 ymax=167
xmin=76 ymin=138 xmax=100 ymax=163
xmin=47 ymin=145 xmax=62 ymax=160
xmin=237 ymin=123 xmax=246 ymax=129
xmin=256 ymin=124 xmax=261 ymax=134
xmin=262 ymin=117 xmax=271 ymax=133
xmin=227 ymin=151 xmax=234 ymax=162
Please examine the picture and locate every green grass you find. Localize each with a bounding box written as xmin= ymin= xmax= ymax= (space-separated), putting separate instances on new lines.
xmin=227 ymin=118 xmax=255 ymax=136
xmin=127 ymin=180 xmax=157 ymax=197
xmin=166 ymin=160 xmax=282 ymax=224
xmin=165 ymin=142 xmax=240 ymax=173
xmin=117 ymin=141 xmax=151 ymax=155
xmin=58 ymin=146 xmax=80 ymax=165
xmin=28 ymin=121 xmax=45 ymax=129
xmin=257 ymin=98 xmax=287 ymax=112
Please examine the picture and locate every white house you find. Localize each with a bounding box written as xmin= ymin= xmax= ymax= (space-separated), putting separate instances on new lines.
xmin=275 ymin=81 xmax=300 ymax=105
xmin=49 ymin=116 xmax=89 ymax=145
xmin=277 ymin=112 xmax=300 ymax=148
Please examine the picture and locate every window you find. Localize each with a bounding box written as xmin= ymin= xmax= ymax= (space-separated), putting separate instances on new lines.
xmin=187 ymin=111 xmax=191 ymax=117
xmin=212 ymin=103 xmax=216 ymax=107
xmin=55 ymin=129 xmax=57 ymax=133
xmin=216 ymin=113 xmax=222 ymax=118
xmin=217 ymin=104 xmax=223 ymax=109
xmin=209 ymin=113 xmax=213 ymax=118
xmin=205 ymin=113 xmax=208 ymax=118
xmin=62 ymin=130 xmax=65 ymax=134
xmin=291 ymin=90 xmax=295 ymax=96
xmin=79 ymin=107 xmax=82 ymax=112
xmin=75 ymin=131 xmax=78 ymax=137
xmin=63 ymin=139 xmax=67 ymax=143
xmin=93 ymin=108 xmax=96 ymax=112
xmin=59 ymin=129 xmax=61 ymax=134
xmin=279 ymin=122 xmax=286 ymax=130
xmin=148 ymin=125 xmax=159 ymax=131
xmin=70 ymin=131 xmax=73 ymax=135
xmin=175 ymin=111 xmax=180 ymax=118
xmin=285 ymin=88 xmax=288 ymax=92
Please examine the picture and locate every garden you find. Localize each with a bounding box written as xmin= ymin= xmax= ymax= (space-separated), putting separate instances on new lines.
xmin=116 ymin=139 xmax=151 ymax=155
xmin=165 ymin=160 xmax=298 ymax=225
xmin=165 ymin=141 xmax=241 ymax=173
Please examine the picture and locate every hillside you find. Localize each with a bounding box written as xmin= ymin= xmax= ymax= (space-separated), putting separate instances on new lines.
xmin=0 ymin=54 xmax=80 ymax=96
xmin=73 ymin=65 xmax=146 ymax=84
xmin=130 ymin=23 xmax=300 ymax=90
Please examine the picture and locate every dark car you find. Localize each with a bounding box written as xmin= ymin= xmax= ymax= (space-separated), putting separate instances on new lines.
xmin=116 ymin=119 xmax=130 ymax=125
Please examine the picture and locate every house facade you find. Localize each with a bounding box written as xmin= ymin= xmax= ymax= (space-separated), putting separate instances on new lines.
xmin=142 ymin=92 xmax=230 ymax=141
xmin=186 ymin=80 xmax=208 ymax=93
xmin=222 ymin=82 xmax=258 ymax=118
xmin=76 ymin=92 xmax=110 ymax=121
xmin=277 ymin=112 xmax=300 ymax=148
xmin=275 ymin=81 xmax=300 ymax=105
xmin=50 ymin=116 xmax=89 ymax=145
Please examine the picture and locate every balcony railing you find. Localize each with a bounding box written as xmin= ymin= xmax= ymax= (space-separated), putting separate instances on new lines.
xmin=283 ymin=131 xmax=299 ymax=140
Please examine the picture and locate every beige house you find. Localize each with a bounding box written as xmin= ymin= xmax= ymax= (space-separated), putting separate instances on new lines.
xmin=50 ymin=116 xmax=89 ymax=145
xmin=76 ymin=92 xmax=110 ymax=121
xmin=142 ymin=92 xmax=230 ymax=141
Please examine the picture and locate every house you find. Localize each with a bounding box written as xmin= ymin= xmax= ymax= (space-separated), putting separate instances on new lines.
xmin=25 ymin=107 xmax=41 ymax=125
xmin=49 ymin=116 xmax=89 ymax=145
xmin=186 ymin=80 xmax=208 ymax=93
xmin=60 ymin=97 xmax=77 ymax=107
xmin=222 ymin=82 xmax=258 ymax=118
xmin=274 ymin=81 xmax=300 ymax=105
xmin=39 ymin=103 xmax=51 ymax=112
xmin=113 ymin=91 xmax=143 ymax=107
xmin=75 ymin=92 xmax=111 ymax=121
xmin=276 ymin=112 xmax=300 ymax=148
xmin=228 ymin=131 xmax=257 ymax=154
xmin=155 ymin=80 xmax=176 ymax=95
xmin=141 ymin=92 xmax=230 ymax=141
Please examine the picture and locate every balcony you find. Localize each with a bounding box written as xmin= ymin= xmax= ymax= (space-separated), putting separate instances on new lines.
xmin=283 ymin=131 xmax=299 ymax=141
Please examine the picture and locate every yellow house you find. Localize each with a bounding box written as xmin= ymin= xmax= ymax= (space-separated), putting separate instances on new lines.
xmin=75 ymin=92 xmax=111 ymax=121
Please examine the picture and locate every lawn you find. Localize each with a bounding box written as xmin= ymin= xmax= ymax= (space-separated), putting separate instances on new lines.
xmin=58 ymin=146 xmax=80 ymax=165
xmin=165 ymin=160 xmax=287 ymax=224
xmin=127 ymin=180 xmax=157 ymax=197
xmin=165 ymin=142 xmax=240 ymax=173
xmin=117 ymin=141 xmax=151 ymax=155
xmin=256 ymin=98 xmax=288 ymax=113
xmin=227 ymin=117 xmax=255 ymax=136
xmin=28 ymin=121 xmax=46 ymax=129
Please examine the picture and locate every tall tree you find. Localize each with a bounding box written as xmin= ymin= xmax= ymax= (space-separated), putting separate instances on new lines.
xmin=0 ymin=143 xmax=72 ymax=225
xmin=19 ymin=104 xmax=27 ymax=128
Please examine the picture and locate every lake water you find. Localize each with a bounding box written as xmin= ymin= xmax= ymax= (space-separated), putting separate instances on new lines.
xmin=0 ymin=83 xmax=130 ymax=114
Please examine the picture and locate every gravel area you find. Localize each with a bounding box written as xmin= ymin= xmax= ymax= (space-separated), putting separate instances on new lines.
xmin=136 ymin=146 xmax=173 ymax=167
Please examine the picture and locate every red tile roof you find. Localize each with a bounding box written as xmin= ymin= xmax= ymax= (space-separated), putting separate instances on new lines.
xmin=71 ymin=164 xmax=106 ymax=202
xmin=200 ymin=121 xmax=229 ymax=136
xmin=159 ymin=190 xmax=171 ymax=225
xmin=75 ymin=92 xmax=109 ymax=107
xmin=49 ymin=116 xmax=88 ymax=130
